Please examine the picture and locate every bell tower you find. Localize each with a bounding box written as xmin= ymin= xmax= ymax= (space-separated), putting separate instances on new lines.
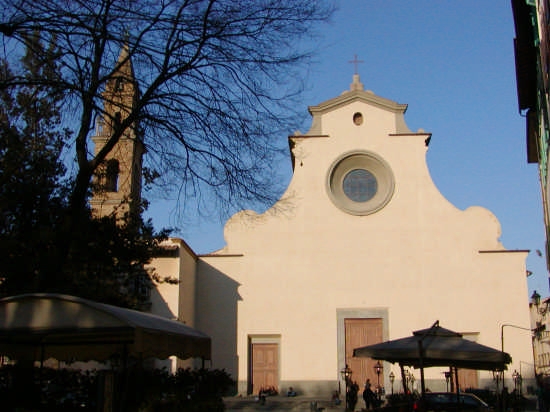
xmin=90 ymin=44 xmax=144 ymax=220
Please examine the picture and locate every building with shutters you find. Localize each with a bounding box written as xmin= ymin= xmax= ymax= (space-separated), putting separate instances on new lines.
xmin=512 ymin=0 xmax=550 ymax=278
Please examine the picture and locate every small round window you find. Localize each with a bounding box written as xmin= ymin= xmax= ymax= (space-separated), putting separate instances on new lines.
xmin=326 ymin=151 xmax=394 ymax=215
xmin=343 ymin=169 xmax=377 ymax=202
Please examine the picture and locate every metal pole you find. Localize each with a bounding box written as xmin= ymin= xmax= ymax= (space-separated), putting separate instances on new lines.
xmin=345 ymin=378 xmax=349 ymax=411
xmin=376 ymin=369 xmax=381 ymax=400
xmin=500 ymin=323 xmax=533 ymax=412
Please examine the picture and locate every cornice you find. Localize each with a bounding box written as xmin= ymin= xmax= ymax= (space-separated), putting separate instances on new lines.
xmin=308 ymin=89 xmax=408 ymax=116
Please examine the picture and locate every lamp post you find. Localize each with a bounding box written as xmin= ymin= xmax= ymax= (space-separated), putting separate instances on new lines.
xmin=493 ymin=371 xmax=501 ymax=412
xmin=389 ymin=371 xmax=395 ymax=394
xmin=512 ymin=369 xmax=519 ymax=407
xmin=444 ymin=371 xmax=451 ymax=392
xmin=532 ymin=290 xmax=542 ymax=307
xmin=341 ymin=364 xmax=352 ymax=411
xmin=374 ymin=361 xmax=383 ymax=400
xmin=492 ymin=370 xmax=501 ymax=395
xmin=500 ymin=323 xmax=534 ymax=404
xmin=501 ymin=324 xmax=533 ymax=354
xmin=512 ymin=370 xmax=519 ymax=393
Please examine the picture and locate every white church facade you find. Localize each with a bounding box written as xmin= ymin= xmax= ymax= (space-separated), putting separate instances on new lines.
xmin=92 ymin=50 xmax=534 ymax=396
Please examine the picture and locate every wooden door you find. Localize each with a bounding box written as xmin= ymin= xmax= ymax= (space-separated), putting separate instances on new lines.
xmin=447 ymin=367 xmax=478 ymax=393
xmin=251 ymin=343 xmax=279 ymax=394
xmin=457 ymin=368 xmax=478 ymax=391
xmin=345 ymin=318 xmax=384 ymax=392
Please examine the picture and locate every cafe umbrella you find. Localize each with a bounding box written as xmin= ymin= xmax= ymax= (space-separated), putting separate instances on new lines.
xmin=353 ymin=321 xmax=512 ymax=396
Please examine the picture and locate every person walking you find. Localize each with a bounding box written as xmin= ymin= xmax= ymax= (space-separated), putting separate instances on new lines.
xmin=363 ymin=379 xmax=374 ymax=410
xmin=347 ymin=380 xmax=359 ymax=411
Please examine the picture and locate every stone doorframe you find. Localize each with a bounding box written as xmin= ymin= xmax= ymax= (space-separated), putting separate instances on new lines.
xmin=248 ymin=335 xmax=281 ymax=395
xmin=336 ymin=308 xmax=389 ymax=384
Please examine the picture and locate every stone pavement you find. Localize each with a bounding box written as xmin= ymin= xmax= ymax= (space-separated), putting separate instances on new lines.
xmin=223 ymin=395 xmax=345 ymax=411
xmin=223 ymin=394 xmax=541 ymax=412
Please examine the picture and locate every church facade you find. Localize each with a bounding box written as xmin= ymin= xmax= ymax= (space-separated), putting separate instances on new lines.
xmin=185 ymin=75 xmax=532 ymax=395
xmin=93 ymin=54 xmax=534 ymax=395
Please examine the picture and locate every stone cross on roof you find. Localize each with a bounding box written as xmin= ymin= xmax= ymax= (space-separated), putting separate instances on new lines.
xmin=347 ymin=54 xmax=365 ymax=92
xmin=348 ymin=54 xmax=364 ymax=75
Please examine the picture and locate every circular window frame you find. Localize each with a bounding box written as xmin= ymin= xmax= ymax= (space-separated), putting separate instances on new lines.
xmin=353 ymin=112 xmax=364 ymax=125
xmin=326 ymin=151 xmax=395 ymax=215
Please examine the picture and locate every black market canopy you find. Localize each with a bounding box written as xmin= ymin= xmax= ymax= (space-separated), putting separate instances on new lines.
xmin=353 ymin=321 xmax=511 ymax=370
xmin=353 ymin=321 xmax=511 ymax=395
xmin=0 ymin=294 xmax=211 ymax=362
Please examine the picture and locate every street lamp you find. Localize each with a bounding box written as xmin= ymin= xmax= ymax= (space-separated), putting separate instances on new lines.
xmin=341 ymin=364 xmax=352 ymax=411
xmin=512 ymin=370 xmax=519 ymax=393
xmin=374 ymin=361 xmax=383 ymax=400
xmin=512 ymin=370 xmax=522 ymax=397
xmin=389 ymin=371 xmax=395 ymax=394
xmin=492 ymin=370 xmax=502 ymax=412
xmin=444 ymin=371 xmax=451 ymax=392
xmin=492 ymin=370 xmax=501 ymax=393
xmin=532 ymin=290 xmax=550 ymax=315
xmin=532 ymin=290 xmax=542 ymax=307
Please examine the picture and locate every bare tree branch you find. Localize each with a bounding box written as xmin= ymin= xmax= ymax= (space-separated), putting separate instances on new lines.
xmin=0 ymin=0 xmax=334 ymax=224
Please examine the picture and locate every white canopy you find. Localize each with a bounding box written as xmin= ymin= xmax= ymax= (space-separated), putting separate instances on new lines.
xmin=0 ymin=294 xmax=211 ymax=361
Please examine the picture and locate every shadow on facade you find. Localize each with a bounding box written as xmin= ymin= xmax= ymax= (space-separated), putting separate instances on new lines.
xmin=196 ymin=259 xmax=241 ymax=393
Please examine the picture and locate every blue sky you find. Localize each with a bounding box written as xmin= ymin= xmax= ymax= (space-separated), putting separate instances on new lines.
xmin=146 ymin=1 xmax=549 ymax=297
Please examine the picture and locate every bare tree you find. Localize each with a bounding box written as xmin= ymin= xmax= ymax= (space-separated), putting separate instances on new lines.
xmin=0 ymin=0 xmax=334 ymax=226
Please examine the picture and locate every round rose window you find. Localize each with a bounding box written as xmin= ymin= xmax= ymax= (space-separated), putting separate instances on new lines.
xmin=327 ymin=151 xmax=394 ymax=215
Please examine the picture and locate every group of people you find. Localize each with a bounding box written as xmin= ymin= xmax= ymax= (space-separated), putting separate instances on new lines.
xmin=257 ymin=385 xmax=278 ymax=405
xmin=345 ymin=378 xmax=378 ymax=411
xmin=362 ymin=379 xmax=378 ymax=409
